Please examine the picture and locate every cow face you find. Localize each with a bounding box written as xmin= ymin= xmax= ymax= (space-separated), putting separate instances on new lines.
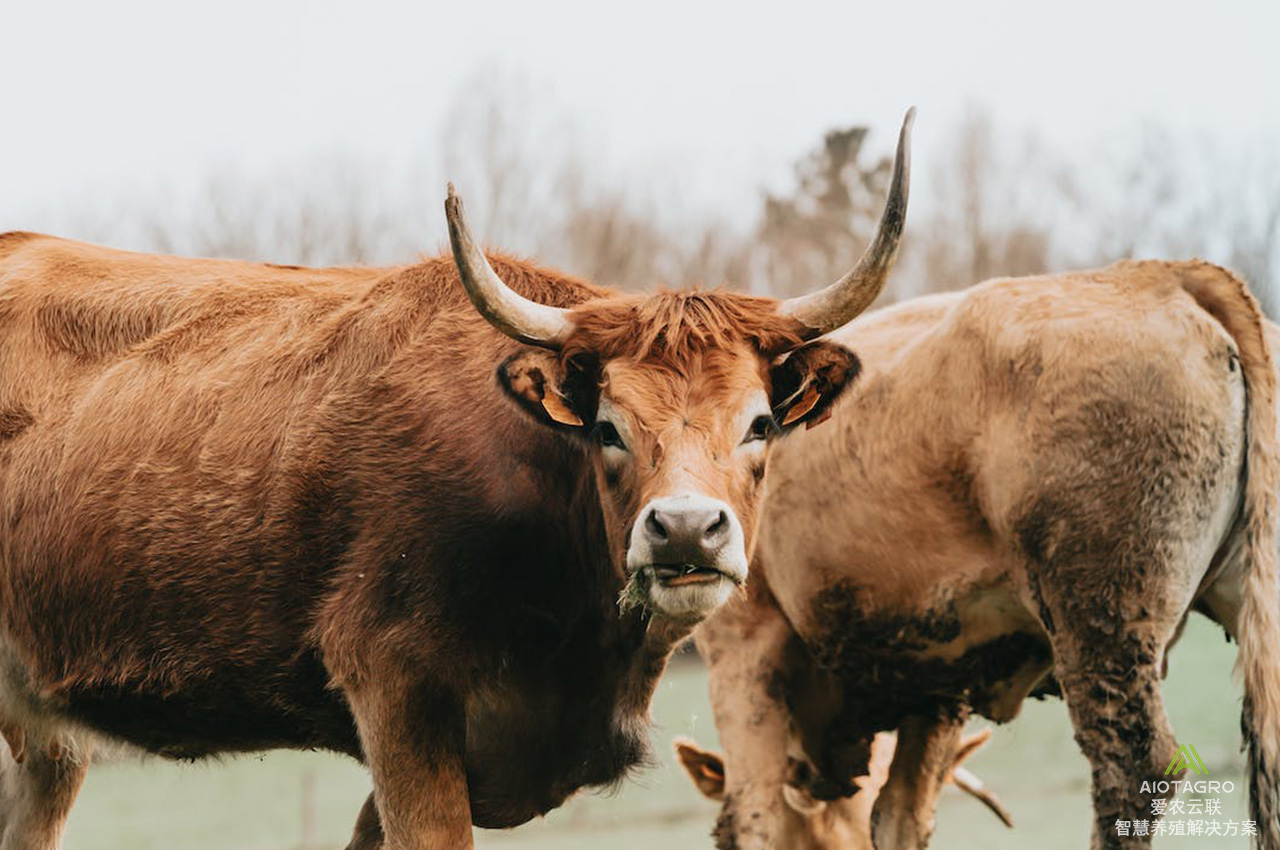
xmin=593 ymin=346 xmax=783 ymax=620
xmin=459 ymin=278 xmax=872 ymax=628
xmin=445 ymin=109 xmax=915 ymax=623
xmin=497 ymin=309 xmax=859 ymax=621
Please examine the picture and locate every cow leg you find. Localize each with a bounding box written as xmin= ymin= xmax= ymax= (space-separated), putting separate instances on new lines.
xmin=869 ymin=713 xmax=965 ymax=850
xmin=1052 ymin=645 xmax=1176 ymax=850
xmin=1011 ymin=402 xmax=1239 ymax=849
xmin=1031 ymin=565 xmax=1180 ymax=850
xmin=344 ymin=792 xmax=385 ymax=850
xmin=0 ymin=736 xmax=92 ymax=850
xmin=345 ymin=680 xmax=472 ymax=850
xmin=696 ymin=584 xmax=795 ymax=850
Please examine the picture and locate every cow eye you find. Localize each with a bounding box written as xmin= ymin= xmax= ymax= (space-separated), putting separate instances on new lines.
xmin=595 ymin=421 xmax=627 ymax=451
xmin=743 ymin=415 xmax=778 ymax=443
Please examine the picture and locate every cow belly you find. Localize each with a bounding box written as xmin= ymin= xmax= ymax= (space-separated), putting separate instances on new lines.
xmin=801 ymin=582 xmax=1054 ymax=734
xmin=58 ymin=675 xmax=359 ymax=760
xmin=826 ymin=632 xmax=1052 ymax=732
xmin=0 ymin=634 xmax=360 ymax=760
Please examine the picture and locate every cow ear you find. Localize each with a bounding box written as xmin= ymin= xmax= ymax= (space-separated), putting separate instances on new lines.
xmin=783 ymin=783 xmax=828 ymax=816
xmin=674 ymin=738 xmax=727 ymax=801
xmin=769 ymin=341 xmax=860 ymax=432
xmin=497 ymin=350 xmax=595 ymax=432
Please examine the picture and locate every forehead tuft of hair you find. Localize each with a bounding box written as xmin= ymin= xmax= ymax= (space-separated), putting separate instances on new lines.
xmin=563 ymin=290 xmax=806 ymax=367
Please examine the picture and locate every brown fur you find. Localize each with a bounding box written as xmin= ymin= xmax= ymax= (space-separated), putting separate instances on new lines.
xmin=564 ymin=290 xmax=808 ymax=366
xmin=0 ymin=233 xmax=856 ymax=849
xmin=695 ymin=260 xmax=1280 ymax=850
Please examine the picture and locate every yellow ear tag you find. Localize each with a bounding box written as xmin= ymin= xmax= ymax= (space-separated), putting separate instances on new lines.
xmin=781 ymin=385 xmax=822 ymax=426
xmin=541 ymin=394 xmax=583 ymax=427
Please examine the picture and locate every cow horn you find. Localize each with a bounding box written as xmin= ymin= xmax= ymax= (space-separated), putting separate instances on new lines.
xmin=951 ymin=766 xmax=1014 ymax=828
xmin=778 ymin=107 xmax=915 ymax=338
xmin=444 ymin=184 xmax=575 ymax=349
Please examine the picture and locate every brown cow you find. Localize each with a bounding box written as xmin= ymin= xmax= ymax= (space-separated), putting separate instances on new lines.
xmin=693 ymin=264 xmax=1280 ymax=850
xmin=0 ymin=113 xmax=913 ymax=850
xmin=676 ymin=728 xmax=1013 ymax=849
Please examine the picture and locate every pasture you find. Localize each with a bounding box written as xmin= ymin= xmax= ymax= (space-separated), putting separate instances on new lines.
xmin=63 ymin=616 xmax=1248 ymax=849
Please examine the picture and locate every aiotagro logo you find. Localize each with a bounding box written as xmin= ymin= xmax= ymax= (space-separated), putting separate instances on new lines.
xmin=1115 ymin=743 xmax=1257 ymax=840
xmin=1142 ymin=741 xmax=1235 ymax=793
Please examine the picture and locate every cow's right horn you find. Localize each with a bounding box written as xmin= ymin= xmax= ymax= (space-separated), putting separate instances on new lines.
xmin=444 ymin=184 xmax=575 ymax=349
xmin=778 ymin=107 xmax=915 ymax=338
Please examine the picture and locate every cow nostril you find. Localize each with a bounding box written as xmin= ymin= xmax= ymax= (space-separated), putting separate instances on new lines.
xmin=704 ymin=510 xmax=728 ymax=541
xmin=645 ymin=509 xmax=668 ymax=540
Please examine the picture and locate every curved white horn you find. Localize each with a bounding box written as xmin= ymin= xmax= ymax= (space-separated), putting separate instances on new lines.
xmin=444 ymin=184 xmax=574 ymax=349
xmin=951 ymin=766 xmax=1014 ymax=828
xmin=779 ymin=107 xmax=915 ymax=337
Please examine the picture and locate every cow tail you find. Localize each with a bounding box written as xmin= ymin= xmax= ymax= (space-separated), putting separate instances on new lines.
xmin=1182 ymin=262 xmax=1280 ymax=850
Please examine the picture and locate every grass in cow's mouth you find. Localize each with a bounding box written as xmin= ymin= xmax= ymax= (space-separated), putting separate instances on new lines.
xmin=618 ymin=566 xmax=653 ymax=614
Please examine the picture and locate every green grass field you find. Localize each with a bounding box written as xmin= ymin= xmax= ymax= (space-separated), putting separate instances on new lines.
xmin=63 ymin=616 xmax=1250 ymax=849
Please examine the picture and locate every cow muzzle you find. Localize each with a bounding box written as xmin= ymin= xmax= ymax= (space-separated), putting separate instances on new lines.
xmin=624 ymin=494 xmax=748 ymax=620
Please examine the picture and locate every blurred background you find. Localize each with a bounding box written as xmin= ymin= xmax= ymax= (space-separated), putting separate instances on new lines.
xmin=1 ymin=0 xmax=1274 ymax=847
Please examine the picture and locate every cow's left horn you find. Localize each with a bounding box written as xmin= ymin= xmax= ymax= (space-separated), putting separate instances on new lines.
xmin=444 ymin=184 xmax=574 ymax=349
xmin=778 ymin=107 xmax=915 ymax=338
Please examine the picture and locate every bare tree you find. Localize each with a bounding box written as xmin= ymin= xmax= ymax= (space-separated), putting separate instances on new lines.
xmin=437 ymin=69 xmax=574 ymax=255
xmin=32 ymin=75 xmax=1279 ymax=320
xmin=749 ymin=126 xmax=893 ymax=299
xmin=1074 ymin=130 xmax=1280 ymax=318
xmin=64 ymin=153 xmax=427 ymax=267
xmin=909 ymin=109 xmax=1060 ymax=296
xmin=1194 ymin=149 xmax=1280 ymax=318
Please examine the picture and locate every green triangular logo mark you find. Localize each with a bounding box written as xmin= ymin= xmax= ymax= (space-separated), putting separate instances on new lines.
xmin=1165 ymin=743 xmax=1208 ymax=776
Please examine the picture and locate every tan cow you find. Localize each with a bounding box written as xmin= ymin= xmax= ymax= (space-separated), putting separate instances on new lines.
xmin=676 ymin=728 xmax=1012 ymax=849
xmin=692 ymin=264 xmax=1280 ymax=850
xmin=0 ymin=115 xmax=914 ymax=850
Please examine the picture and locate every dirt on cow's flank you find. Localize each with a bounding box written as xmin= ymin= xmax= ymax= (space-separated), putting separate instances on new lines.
xmin=64 ymin=616 xmax=1247 ymax=850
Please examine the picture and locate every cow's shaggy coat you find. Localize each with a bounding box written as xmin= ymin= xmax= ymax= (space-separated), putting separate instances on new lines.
xmin=695 ymin=260 xmax=1280 ymax=850
xmin=0 ymin=233 xmax=858 ymax=849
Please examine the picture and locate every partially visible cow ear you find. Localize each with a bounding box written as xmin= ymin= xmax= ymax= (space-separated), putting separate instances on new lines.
xmin=674 ymin=738 xmax=727 ymax=801
xmin=769 ymin=341 xmax=861 ymax=432
xmin=497 ymin=350 xmax=594 ymax=432
xmin=782 ymin=783 xmax=828 ymax=816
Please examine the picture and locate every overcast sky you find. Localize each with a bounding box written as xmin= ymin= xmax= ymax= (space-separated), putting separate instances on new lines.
xmin=2 ymin=0 xmax=1277 ymax=254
